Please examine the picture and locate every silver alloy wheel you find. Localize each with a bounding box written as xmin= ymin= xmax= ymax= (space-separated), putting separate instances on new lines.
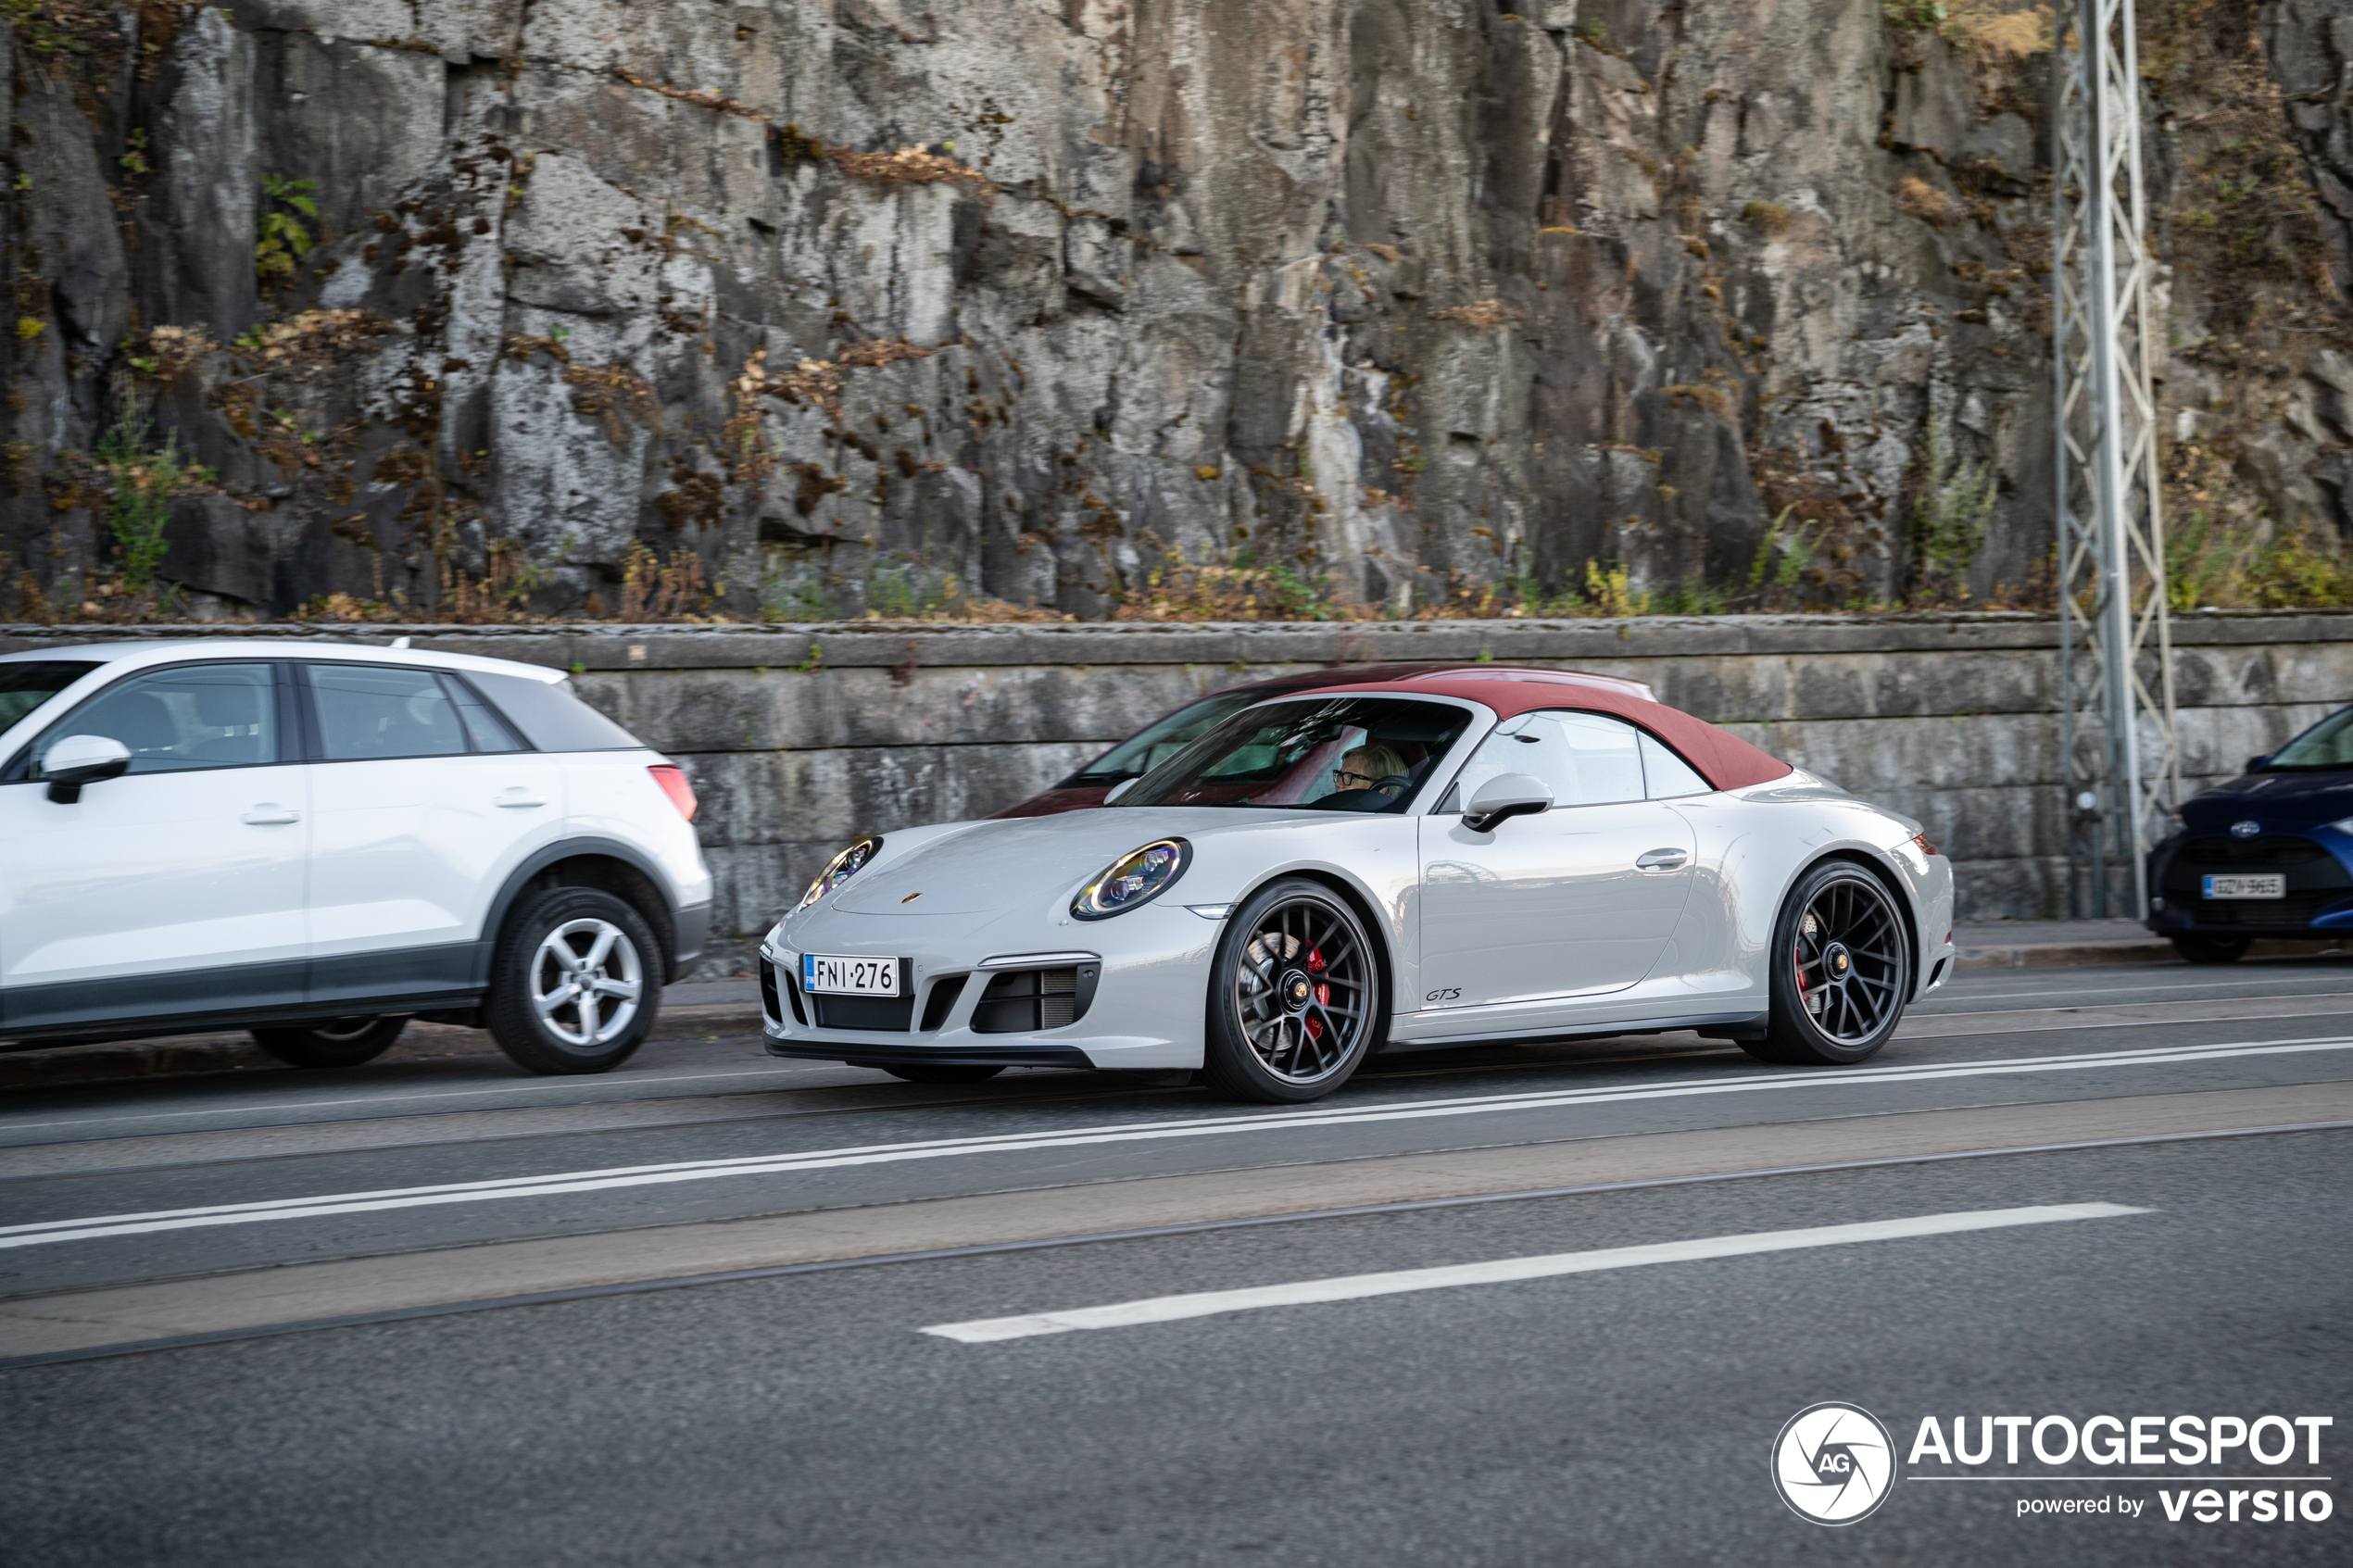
xmin=530 ymin=917 xmax=644 ymax=1048
xmin=1227 ymin=896 xmax=1370 ymax=1084
xmin=1791 ymin=875 xmax=1904 ymax=1044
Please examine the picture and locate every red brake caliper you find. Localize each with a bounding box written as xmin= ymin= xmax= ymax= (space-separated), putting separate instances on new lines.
xmin=1305 ymin=947 xmax=1329 ymax=1038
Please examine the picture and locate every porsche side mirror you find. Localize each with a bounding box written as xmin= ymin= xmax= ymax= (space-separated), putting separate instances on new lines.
xmin=2246 ymin=754 xmax=2271 ymax=773
xmin=1104 ymin=777 xmax=1139 ymax=805
xmin=1464 ymin=774 xmax=1553 ymax=833
xmin=43 ymin=734 xmax=132 ymax=804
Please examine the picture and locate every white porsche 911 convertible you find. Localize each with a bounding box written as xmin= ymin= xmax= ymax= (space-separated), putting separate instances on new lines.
xmin=759 ymin=671 xmax=1955 ymax=1102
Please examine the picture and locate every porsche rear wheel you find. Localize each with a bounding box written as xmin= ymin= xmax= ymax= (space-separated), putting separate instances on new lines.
xmin=1746 ymin=860 xmax=1911 ymax=1067
xmin=1203 ymin=879 xmax=1382 ymax=1103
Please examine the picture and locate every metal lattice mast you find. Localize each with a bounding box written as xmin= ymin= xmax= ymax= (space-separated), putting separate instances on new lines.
xmin=2053 ymin=0 xmax=2179 ymax=920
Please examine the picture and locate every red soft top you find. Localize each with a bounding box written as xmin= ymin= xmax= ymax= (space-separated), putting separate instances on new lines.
xmin=1282 ymin=671 xmax=1793 ymax=792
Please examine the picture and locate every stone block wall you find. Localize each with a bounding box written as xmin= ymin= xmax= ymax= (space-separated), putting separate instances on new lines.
xmin=6 ymin=613 xmax=2349 ymax=935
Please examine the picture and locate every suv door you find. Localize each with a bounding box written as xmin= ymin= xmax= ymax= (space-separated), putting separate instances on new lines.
xmin=1417 ymin=710 xmax=1699 ymax=1010
xmin=298 ymin=661 xmax=567 ymax=1008
xmin=0 ymin=660 xmax=309 ymax=1034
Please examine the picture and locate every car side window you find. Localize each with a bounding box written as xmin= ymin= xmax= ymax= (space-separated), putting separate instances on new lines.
xmin=445 ymin=675 xmax=528 ymax=753
xmin=1640 ymin=732 xmax=1712 ymax=798
xmin=308 ymin=664 xmax=470 ymax=760
xmin=31 ymin=662 xmax=279 ymax=776
xmin=1448 ymin=710 xmax=1647 ymax=810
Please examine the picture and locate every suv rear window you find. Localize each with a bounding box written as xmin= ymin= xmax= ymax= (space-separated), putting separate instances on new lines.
xmin=0 ymin=660 xmax=98 ymax=733
xmin=467 ymin=671 xmax=645 ymax=752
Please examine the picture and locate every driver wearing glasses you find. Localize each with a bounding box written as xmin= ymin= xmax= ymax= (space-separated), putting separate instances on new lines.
xmin=1328 ymin=743 xmax=1409 ymax=803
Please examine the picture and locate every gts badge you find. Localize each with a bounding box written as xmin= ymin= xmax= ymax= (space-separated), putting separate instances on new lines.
xmin=1425 ymin=987 xmax=1462 ymax=1003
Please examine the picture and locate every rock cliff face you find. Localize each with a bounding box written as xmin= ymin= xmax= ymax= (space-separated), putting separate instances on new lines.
xmin=2 ymin=1 xmax=2348 ymax=622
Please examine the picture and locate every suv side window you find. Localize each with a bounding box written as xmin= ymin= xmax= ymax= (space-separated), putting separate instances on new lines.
xmin=307 ymin=664 xmax=474 ymax=760
xmin=30 ymin=662 xmax=280 ymax=776
xmin=447 ymin=677 xmax=528 ymax=753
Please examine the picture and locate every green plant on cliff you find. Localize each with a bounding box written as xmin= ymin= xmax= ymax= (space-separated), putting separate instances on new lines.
xmin=866 ymin=555 xmax=963 ymax=620
xmin=2251 ymin=531 xmax=2353 ymax=608
xmin=759 ymin=556 xmax=835 ymax=622
xmin=254 ymin=174 xmax=320 ymax=291
xmin=1581 ymin=559 xmax=1646 ymax=618
xmin=1909 ymin=422 xmax=1996 ymax=604
xmin=1880 ymin=1 xmax=1948 ymax=33
xmin=94 ymin=413 xmax=210 ymax=596
xmin=1 ymin=0 xmax=120 ymax=65
xmin=2165 ymin=508 xmax=2260 ymax=610
xmin=1744 ymin=506 xmax=1820 ymax=606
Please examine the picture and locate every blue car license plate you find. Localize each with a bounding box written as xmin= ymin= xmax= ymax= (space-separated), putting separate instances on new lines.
xmin=2201 ymin=873 xmax=2285 ymax=900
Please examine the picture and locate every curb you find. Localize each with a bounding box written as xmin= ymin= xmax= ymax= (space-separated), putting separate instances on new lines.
xmin=1954 ymin=935 xmax=2345 ymax=971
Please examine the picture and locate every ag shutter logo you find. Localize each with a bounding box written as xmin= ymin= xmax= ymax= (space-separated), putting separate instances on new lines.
xmin=1773 ymin=1402 xmax=1897 ymax=1524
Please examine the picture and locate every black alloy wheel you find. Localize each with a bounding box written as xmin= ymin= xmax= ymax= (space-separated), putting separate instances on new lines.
xmin=2170 ymin=933 xmax=2250 ymax=965
xmin=250 ymin=1015 xmax=409 ymax=1069
xmin=485 ymin=885 xmax=661 ymax=1074
xmin=1747 ymin=860 xmax=1912 ymax=1066
xmin=1203 ymin=878 xmax=1382 ymax=1102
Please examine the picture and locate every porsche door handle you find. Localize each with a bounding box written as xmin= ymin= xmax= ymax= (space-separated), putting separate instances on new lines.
xmin=495 ymin=790 xmax=549 ymax=809
xmin=1635 ymin=847 xmax=1688 ymax=871
xmin=241 ymin=805 xmax=301 ymax=825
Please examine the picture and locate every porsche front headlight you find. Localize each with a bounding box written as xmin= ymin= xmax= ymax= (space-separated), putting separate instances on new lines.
xmin=797 ymin=836 xmax=882 ymax=912
xmin=1072 ymin=839 xmax=1190 ymax=921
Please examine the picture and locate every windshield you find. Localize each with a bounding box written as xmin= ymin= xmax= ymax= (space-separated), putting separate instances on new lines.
xmin=0 ymin=660 xmax=98 ymax=734
xmin=2266 ymin=707 xmax=2353 ymax=771
xmin=1119 ymin=696 xmax=1473 ymax=813
xmin=1066 ymin=689 xmax=1266 ymax=786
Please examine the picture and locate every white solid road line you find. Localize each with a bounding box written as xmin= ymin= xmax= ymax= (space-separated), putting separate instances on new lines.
xmin=0 ymin=1038 xmax=2339 ymax=1251
xmin=1931 ymin=975 xmax=2353 ymax=1006
xmin=920 ymin=1203 xmax=2150 ymax=1343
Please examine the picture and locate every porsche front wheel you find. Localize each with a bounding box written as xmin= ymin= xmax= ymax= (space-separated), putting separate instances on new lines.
xmin=1746 ymin=861 xmax=1912 ymax=1067
xmin=1203 ymin=879 xmax=1382 ymax=1103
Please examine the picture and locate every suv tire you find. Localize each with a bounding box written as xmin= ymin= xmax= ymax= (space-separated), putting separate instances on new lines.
xmin=252 ymin=1016 xmax=408 ymax=1069
xmin=486 ymin=886 xmax=661 ymax=1074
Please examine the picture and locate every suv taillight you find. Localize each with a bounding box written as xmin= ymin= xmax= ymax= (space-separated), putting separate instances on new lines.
xmin=649 ymin=765 xmax=698 ymax=822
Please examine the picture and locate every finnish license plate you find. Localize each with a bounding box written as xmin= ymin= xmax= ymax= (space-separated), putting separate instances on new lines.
xmin=801 ymin=954 xmax=901 ymax=995
xmin=2202 ymin=873 xmax=2285 ymax=900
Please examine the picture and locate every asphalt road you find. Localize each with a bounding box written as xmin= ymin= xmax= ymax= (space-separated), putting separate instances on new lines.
xmin=0 ymin=957 xmax=2347 ymax=1564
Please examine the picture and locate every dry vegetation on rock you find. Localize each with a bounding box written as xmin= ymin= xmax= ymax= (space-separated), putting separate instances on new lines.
xmin=1 ymin=0 xmax=2350 ymax=627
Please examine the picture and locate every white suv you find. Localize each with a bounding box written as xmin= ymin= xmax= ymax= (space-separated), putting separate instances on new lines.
xmin=0 ymin=641 xmax=712 ymax=1074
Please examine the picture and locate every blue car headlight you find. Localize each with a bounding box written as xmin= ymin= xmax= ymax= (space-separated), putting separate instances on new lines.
xmin=798 ymin=836 xmax=882 ymax=912
xmin=1072 ymin=839 xmax=1191 ymax=921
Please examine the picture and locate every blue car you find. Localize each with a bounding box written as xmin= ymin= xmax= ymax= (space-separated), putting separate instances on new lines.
xmin=2145 ymin=705 xmax=2353 ymax=962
